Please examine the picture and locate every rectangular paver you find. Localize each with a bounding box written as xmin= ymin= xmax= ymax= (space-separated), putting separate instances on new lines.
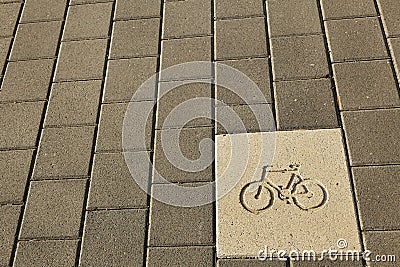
xmin=21 ymin=0 xmax=67 ymax=23
xmin=0 ymin=38 xmax=11 ymax=70
xmin=378 ymin=0 xmax=400 ymax=37
xmin=218 ymin=259 xmax=286 ymax=267
xmin=215 ymin=0 xmax=264 ymax=19
xmin=321 ymin=0 xmax=376 ymax=19
xmin=114 ymin=0 xmax=160 ymax=20
xmin=0 ymin=2 xmax=21 ymax=37
xmin=147 ymin=247 xmax=214 ymax=267
xmin=363 ymin=231 xmax=400 ymax=266
xmin=0 ymin=205 xmax=21 ymax=266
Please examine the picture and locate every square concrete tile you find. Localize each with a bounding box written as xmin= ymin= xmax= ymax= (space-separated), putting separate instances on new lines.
xmin=147 ymin=246 xmax=214 ymax=267
xmin=163 ymin=0 xmax=210 ymax=39
xmin=0 ymin=38 xmax=11 ymax=69
xmin=0 ymin=205 xmax=21 ymax=266
xmin=88 ymin=152 xmax=148 ymax=209
xmin=218 ymin=259 xmax=286 ymax=267
xmin=342 ymin=109 xmax=400 ymax=165
xmin=0 ymin=2 xmax=21 ymax=37
xmin=266 ymin=0 xmax=321 ymax=37
xmin=216 ymin=129 xmax=360 ymax=257
xmin=325 ymin=18 xmax=388 ymax=62
xmin=0 ymin=102 xmax=44 ymax=149
xmin=104 ymin=57 xmax=157 ymax=102
xmin=63 ymin=2 xmax=112 ymax=41
xmin=114 ymin=0 xmax=160 ymax=20
xmin=0 ymin=59 xmax=54 ymax=102
xmin=10 ymin=21 xmax=61 ymax=60
xmin=378 ymin=0 xmax=400 ymax=37
xmin=271 ymin=35 xmax=329 ymax=80
xmin=292 ymin=259 xmax=363 ymax=266
xmin=0 ymin=149 xmax=33 ymax=204
xmin=215 ymin=0 xmax=264 ymax=19
xmin=110 ymin=19 xmax=160 ymax=59
xmin=54 ymin=39 xmax=107 ymax=81
xmin=321 ymin=0 xmax=376 ymax=19
xmin=353 ymin=165 xmax=400 ymax=230
xmin=363 ymin=231 xmax=399 ymax=267
xmin=21 ymin=0 xmax=67 ymax=23
xmin=14 ymin=240 xmax=78 ymax=267
xmin=33 ymin=126 xmax=95 ymax=178
xmin=333 ymin=60 xmax=400 ymax=110
xmin=275 ymin=79 xmax=338 ymax=130
xmin=215 ymin=17 xmax=267 ymax=60
xmin=80 ymin=209 xmax=146 ymax=267
xmin=45 ymin=80 xmax=102 ymax=126
xmin=389 ymin=38 xmax=400 ymax=83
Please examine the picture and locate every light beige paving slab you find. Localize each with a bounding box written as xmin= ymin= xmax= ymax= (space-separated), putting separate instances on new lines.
xmin=216 ymin=129 xmax=360 ymax=258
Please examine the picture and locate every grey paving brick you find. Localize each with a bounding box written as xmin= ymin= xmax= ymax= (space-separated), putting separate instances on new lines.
xmin=364 ymin=231 xmax=400 ymax=267
xmin=389 ymin=38 xmax=400 ymax=83
xmin=88 ymin=152 xmax=148 ymax=209
xmin=0 ymin=205 xmax=21 ymax=266
xmin=266 ymin=0 xmax=321 ymax=37
xmin=216 ymin=58 xmax=271 ymax=105
xmin=63 ymin=2 xmax=112 ymax=41
xmin=55 ymin=39 xmax=107 ymax=81
xmin=149 ymin=192 xmax=213 ymax=246
xmin=353 ymin=165 xmax=400 ymax=230
xmin=45 ymin=80 xmax=101 ymax=126
xmin=271 ymin=35 xmax=329 ymax=80
xmin=21 ymin=0 xmax=67 ymax=23
xmin=333 ymin=60 xmax=400 ymax=110
xmin=80 ymin=209 xmax=146 ymax=267
xmin=215 ymin=0 xmax=264 ymax=19
xmin=0 ymin=150 xmax=33 ymax=204
xmin=215 ymin=17 xmax=267 ymax=60
xmin=218 ymin=259 xmax=287 ymax=267
xmin=96 ymin=102 xmax=154 ymax=152
xmin=114 ymin=0 xmax=160 ymax=20
xmin=20 ymin=179 xmax=86 ymax=239
xmin=10 ymin=21 xmax=61 ymax=60
xmin=104 ymin=57 xmax=157 ymax=102
xmin=0 ymin=102 xmax=44 ymax=149
xmin=0 ymin=2 xmax=21 ymax=37
xmin=321 ymin=0 xmax=376 ymax=19
xmin=14 ymin=240 xmax=78 ymax=267
xmin=163 ymin=0 xmax=210 ymax=39
xmin=110 ymin=19 xmax=160 ymax=59
xmin=325 ymin=17 xmax=388 ymax=62
xmin=147 ymin=246 xmax=214 ymax=267
xmin=0 ymin=59 xmax=53 ymax=102
xmin=70 ymin=0 xmax=111 ymax=4
xmin=153 ymin=127 xmax=213 ymax=183
xmin=0 ymin=38 xmax=11 ymax=70
xmin=33 ymin=126 xmax=95 ymax=178
xmin=292 ymin=259 xmax=363 ymax=266
xmin=378 ymin=0 xmax=400 ymax=37
xmin=275 ymin=79 xmax=338 ymax=130
xmin=342 ymin=109 xmax=400 ymax=165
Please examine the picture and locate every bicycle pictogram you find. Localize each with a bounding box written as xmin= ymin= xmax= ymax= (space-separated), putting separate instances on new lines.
xmin=240 ymin=164 xmax=328 ymax=214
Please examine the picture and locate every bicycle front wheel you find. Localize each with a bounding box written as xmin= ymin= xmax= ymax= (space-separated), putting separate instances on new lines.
xmin=239 ymin=182 xmax=274 ymax=214
xmin=293 ymin=179 xmax=328 ymax=210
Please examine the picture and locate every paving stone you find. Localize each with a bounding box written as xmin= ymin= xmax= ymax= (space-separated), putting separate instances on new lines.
xmin=342 ymin=109 xmax=400 ymax=165
xmin=0 ymin=59 xmax=54 ymax=102
xmin=378 ymin=0 xmax=400 ymax=37
xmin=153 ymin=127 xmax=213 ymax=183
xmin=292 ymin=259 xmax=363 ymax=266
xmin=88 ymin=152 xmax=148 ymax=209
xmin=0 ymin=102 xmax=44 ymax=149
xmin=149 ymin=192 xmax=213 ymax=246
xmin=216 ymin=129 xmax=360 ymax=257
xmin=266 ymin=0 xmax=321 ymax=37
xmin=271 ymin=35 xmax=329 ymax=80
xmin=389 ymin=38 xmax=400 ymax=83
xmin=20 ymin=179 xmax=86 ymax=239
xmin=275 ymin=79 xmax=338 ymax=130
xmin=0 ymin=205 xmax=21 ymax=266
xmin=215 ymin=17 xmax=267 ymax=60
xmin=353 ymin=165 xmax=400 ymax=230
xmin=321 ymin=0 xmax=376 ymax=19
xmin=45 ymin=80 xmax=102 ymax=126
xmin=147 ymin=246 xmax=214 ymax=267
xmin=104 ymin=57 xmax=157 ymax=102
xmin=14 ymin=240 xmax=78 ymax=267
xmin=114 ymin=0 xmax=160 ymax=20
xmin=33 ymin=126 xmax=95 ymax=178
xmin=163 ymin=0 xmax=210 ymax=39
xmin=54 ymin=39 xmax=107 ymax=81
xmin=0 ymin=2 xmax=21 ymax=37
xmin=218 ymin=259 xmax=286 ymax=267
xmin=80 ymin=209 xmax=146 ymax=267
xmin=0 ymin=38 xmax=11 ymax=70
xmin=364 ymin=231 xmax=400 ymax=267
xmin=21 ymin=0 xmax=67 ymax=23
xmin=0 ymin=150 xmax=33 ymax=204
xmin=10 ymin=21 xmax=61 ymax=60
xmin=325 ymin=17 xmax=388 ymax=62
xmin=215 ymin=0 xmax=264 ymax=19
xmin=63 ymin=2 xmax=112 ymax=41
xmin=333 ymin=60 xmax=400 ymax=110
xmin=110 ymin=19 xmax=160 ymax=59
xmin=216 ymin=58 xmax=272 ymax=105
xmin=70 ymin=0 xmax=111 ymax=4
xmin=96 ymin=102 xmax=154 ymax=152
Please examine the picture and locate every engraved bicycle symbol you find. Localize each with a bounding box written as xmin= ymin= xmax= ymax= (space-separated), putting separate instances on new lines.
xmin=240 ymin=164 xmax=328 ymax=214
